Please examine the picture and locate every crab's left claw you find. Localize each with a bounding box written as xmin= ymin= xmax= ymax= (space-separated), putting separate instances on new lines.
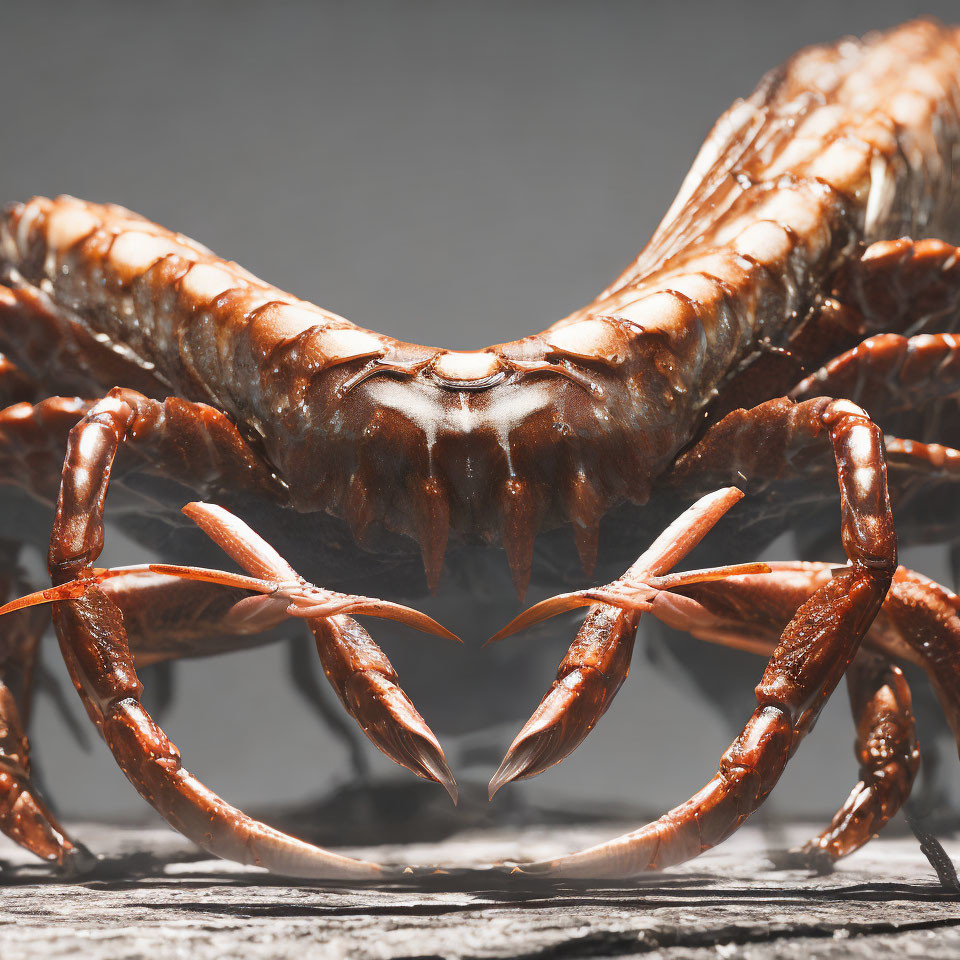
xmin=488 ymin=488 xmax=762 ymax=798
xmin=157 ymin=502 xmax=460 ymax=803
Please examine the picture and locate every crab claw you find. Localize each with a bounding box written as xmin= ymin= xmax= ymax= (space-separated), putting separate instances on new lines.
xmin=169 ymin=502 xmax=460 ymax=802
xmin=488 ymin=487 xmax=756 ymax=798
xmin=489 ymin=602 xmax=639 ymax=799
xmin=313 ymin=613 xmax=458 ymax=803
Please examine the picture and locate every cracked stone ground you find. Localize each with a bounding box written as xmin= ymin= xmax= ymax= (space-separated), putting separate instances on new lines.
xmin=1 ymin=817 xmax=959 ymax=960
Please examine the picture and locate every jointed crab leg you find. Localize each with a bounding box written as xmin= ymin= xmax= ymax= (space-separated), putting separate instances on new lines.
xmin=42 ymin=394 xmax=391 ymax=878
xmin=626 ymin=562 xmax=945 ymax=865
xmin=796 ymin=653 xmax=920 ymax=866
xmin=0 ymin=546 xmax=92 ymax=871
xmin=504 ymin=400 xmax=896 ymax=877
xmin=5 ymin=496 xmax=463 ymax=804
xmin=520 ymin=564 xmax=889 ymax=878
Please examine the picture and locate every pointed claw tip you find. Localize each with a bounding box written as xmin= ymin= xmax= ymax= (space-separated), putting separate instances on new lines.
xmin=418 ymin=620 xmax=462 ymax=644
xmin=410 ymin=737 xmax=458 ymax=805
xmin=434 ymin=768 xmax=459 ymax=806
xmin=488 ymin=743 xmax=537 ymax=800
xmin=487 ymin=593 xmax=593 ymax=645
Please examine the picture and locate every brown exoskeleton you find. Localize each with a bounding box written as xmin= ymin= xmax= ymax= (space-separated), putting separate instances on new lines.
xmin=1 ymin=18 xmax=960 ymax=879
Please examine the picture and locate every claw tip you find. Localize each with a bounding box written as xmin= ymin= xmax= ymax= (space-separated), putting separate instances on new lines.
xmin=488 ymin=745 xmax=534 ymax=800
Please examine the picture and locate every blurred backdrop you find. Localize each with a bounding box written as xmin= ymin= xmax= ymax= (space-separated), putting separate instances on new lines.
xmin=1 ymin=1 xmax=958 ymax=833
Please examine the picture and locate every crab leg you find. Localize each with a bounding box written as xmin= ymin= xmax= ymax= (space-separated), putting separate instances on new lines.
xmin=26 ymin=494 xmax=461 ymax=802
xmin=793 ymin=653 xmax=919 ymax=866
xmin=520 ymin=567 xmax=886 ymax=878
xmin=0 ymin=674 xmax=91 ymax=870
xmin=48 ymin=588 xmax=383 ymax=878
xmin=43 ymin=394 xmax=389 ymax=878
xmin=1 ymin=539 xmax=462 ymax=803
xmin=518 ymin=401 xmax=895 ymax=877
xmin=641 ymin=564 xmax=938 ymax=865
xmin=0 ymin=547 xmax=92 ymax=871
xmin=791 ymin=332 xmax=960 ymax=415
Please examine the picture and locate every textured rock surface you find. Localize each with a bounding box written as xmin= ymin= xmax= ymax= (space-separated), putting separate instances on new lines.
xmin=1 ymin=821 xmax=959 ymax=959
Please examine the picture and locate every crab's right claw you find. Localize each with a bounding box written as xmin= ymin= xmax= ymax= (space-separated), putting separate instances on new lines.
xmin=488 ymin=488 xmax=749 ymax=798
xmin=489 ymin=603 xmax=638 ymax=798
xmin=176 ymin=502 xmax=460 ymax=803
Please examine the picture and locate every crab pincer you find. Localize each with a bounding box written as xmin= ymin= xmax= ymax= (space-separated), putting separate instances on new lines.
xmin=487 ymin=487 xmax=767 ymax=798
xmin=156 ymin=503 xmax=461 ymax=803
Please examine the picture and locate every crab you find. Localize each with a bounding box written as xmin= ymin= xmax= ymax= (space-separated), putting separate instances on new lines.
xmin=1 ymin=18 xmax=960 ymax=879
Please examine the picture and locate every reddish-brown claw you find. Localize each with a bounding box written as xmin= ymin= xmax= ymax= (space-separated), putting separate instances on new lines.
xmin=488 ymin=488 xmax=756 ymax=798
xmin=171 ymin=502 xmax=460 ymax=802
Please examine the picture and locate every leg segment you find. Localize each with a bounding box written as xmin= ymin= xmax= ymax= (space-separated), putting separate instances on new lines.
xmin=791 ymin=332 xmax=960 ymax=452
xmin=0 ymin=672 xmax=92 ymax=871
xmin=45 ymin=392 xmax=382 ymax=878
xmin=488 ymin=489 xmax=758 ymax=797
xmin=522 ymin=565 xmax=888 ymax=878
xmin=514 ymin=400 xmax=896 ymax=877
xmin=0 ymin=397 xmax=91 ymax=503
xmin=792 ymin=654 xmax=920 ymax=865
xmin=0 ymin=541 xmax=91 ymax=870
xmin=48 ymin=587 xmax=380 ymax=878
xmin=628 ymin=564 xmax=952 ymax=867
xmin=707 ymin=237 xmax=960 ymax=425
xmin=171 ymin=502 xmax=457 ymax=800
xmin=286 ymin=636 xmax=371 ymax=782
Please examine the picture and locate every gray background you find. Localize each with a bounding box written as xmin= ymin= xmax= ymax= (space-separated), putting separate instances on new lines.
xmin=1 ymin=0 xmax=958 ymax=832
